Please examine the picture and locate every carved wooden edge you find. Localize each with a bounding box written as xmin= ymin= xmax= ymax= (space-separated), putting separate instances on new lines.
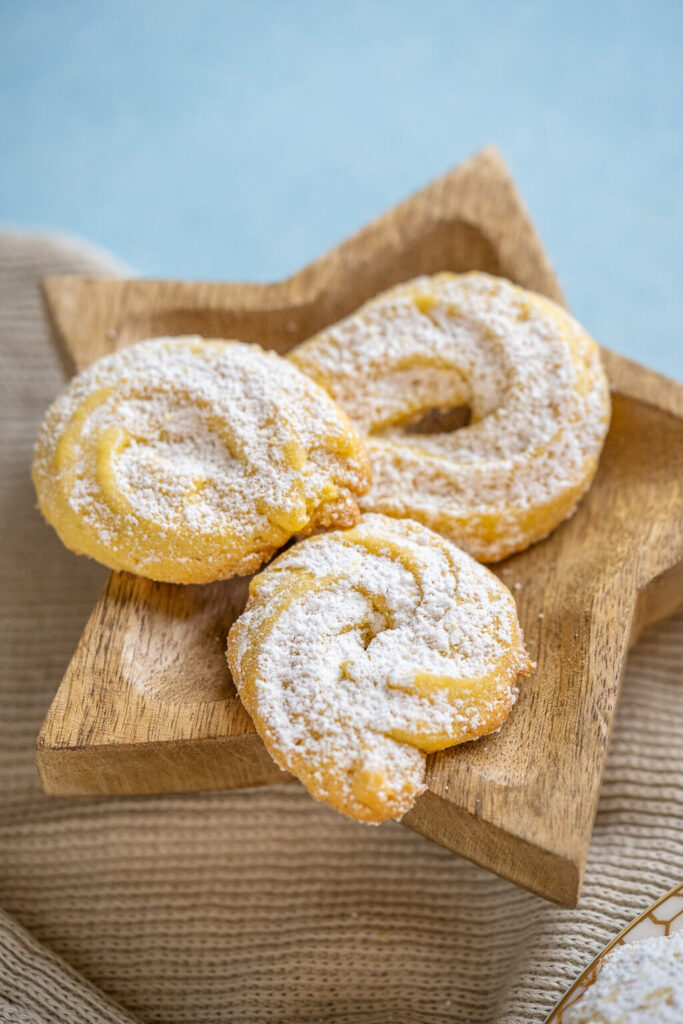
xmin=631 ymin=560 xmax=683 ymax=641
xmin=601 ymin=348 xmax=683 ymax=418
xmin=35 ymin=733 xmax=290 ymax=799
xmin=403 ymin=790 xmax=581 ymax=907
xmin=599 ymin=354 xmax=683 ymax=651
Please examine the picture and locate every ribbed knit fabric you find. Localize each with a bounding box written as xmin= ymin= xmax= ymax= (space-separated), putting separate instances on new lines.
xmin=0 ymin=234 xmax=681 ymax=1024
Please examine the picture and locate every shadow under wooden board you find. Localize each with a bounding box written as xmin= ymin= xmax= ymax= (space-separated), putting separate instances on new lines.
xmin=35 ymin=148 xmax=683 ymax=908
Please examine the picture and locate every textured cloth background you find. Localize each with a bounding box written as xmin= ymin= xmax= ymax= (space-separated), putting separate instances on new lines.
xmin=0 ymin=233 xmax=681 ymax=1024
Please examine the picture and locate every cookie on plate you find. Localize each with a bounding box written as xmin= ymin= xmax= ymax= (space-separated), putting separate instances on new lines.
xmin=33 ymin=336 xmax=370 ymax=583
xmin=227 ymin=513 xmax=530 ymax=823
xmin=289 ymin=272 xmax=611 ymax=562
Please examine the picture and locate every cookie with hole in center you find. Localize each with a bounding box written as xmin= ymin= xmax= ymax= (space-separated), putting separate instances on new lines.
xmin=289 ymin=272 xmax=611 ymax=562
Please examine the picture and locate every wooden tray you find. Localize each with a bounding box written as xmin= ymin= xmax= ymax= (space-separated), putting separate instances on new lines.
xmin=35 ymin=148 xmax=683 ymax=907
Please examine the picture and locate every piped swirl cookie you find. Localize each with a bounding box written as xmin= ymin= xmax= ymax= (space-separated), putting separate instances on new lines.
xmin=289 ymin=272 xmax=611 ymax=562
xmin=33 ymin=336 xmax=370 ymax=583
xmin=227 ymin=513 xmax=530 ymax=823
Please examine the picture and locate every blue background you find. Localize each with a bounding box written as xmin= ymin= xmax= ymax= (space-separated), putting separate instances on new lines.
xmin=2 ymin=0 xmax=681 ymax=377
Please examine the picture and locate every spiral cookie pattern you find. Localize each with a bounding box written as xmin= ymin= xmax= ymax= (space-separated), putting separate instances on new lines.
xmin=289 ymin=272 xmax=611 ymax=562
xmin=33 ymin=337 xmax=370 ymax=583
xmin=227 ymin=514 xmax=530 ymax=823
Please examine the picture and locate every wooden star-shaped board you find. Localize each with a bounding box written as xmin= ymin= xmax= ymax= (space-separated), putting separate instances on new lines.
xmin=35 ymin=149 xmax=683 ymax=907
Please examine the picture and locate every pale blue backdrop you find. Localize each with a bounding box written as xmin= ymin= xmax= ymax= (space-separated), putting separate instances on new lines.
xmin=2 ymin=0 xmax=681 ymax=377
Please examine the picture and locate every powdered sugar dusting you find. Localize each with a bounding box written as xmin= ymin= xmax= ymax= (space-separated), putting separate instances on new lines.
xmin=33 ymin=336 xmax=369 ymax=581
xmin=565 ymin=930 xmax=683 ymax=1023
xmin=228 ymin=513 xmax=530 ymax=823
xmin=289 ymin=272 xmax=611 ymax=562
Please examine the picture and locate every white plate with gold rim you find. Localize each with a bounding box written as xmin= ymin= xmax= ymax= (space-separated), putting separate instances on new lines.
xmin=546 ymin=882 xmax=683 ymax=1022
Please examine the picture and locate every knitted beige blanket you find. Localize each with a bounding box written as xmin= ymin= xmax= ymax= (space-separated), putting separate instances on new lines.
xmin=1 ymin=234 xmax=681 ymax=1024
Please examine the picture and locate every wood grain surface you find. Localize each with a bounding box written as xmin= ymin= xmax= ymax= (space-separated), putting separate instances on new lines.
xmin=35 ymin=148 xmax=683 ymax=907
